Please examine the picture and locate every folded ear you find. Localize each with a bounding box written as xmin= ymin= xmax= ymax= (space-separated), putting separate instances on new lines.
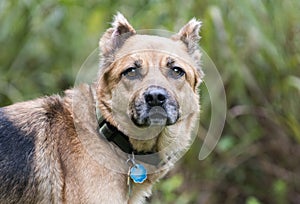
xmin=99 ymin=12 xmax=136 ymax=57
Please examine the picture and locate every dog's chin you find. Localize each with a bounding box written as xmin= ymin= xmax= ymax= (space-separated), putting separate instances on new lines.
xmin=131 ymin=111 xmax=178 ymax=128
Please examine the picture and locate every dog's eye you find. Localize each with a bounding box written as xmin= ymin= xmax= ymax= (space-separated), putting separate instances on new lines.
xmin=121 ymin=67 xmax=139 ymax=79
xmin=170 ymin=66 xmax=185 ymax=78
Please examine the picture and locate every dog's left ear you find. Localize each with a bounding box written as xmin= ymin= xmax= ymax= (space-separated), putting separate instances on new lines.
xmin=172 ymin=18 xmax=203 ymax=84
xmin=172 ymin=18 xmax=202 ymax=54
xmin=99 ymin=12 xmax=136 ymax=57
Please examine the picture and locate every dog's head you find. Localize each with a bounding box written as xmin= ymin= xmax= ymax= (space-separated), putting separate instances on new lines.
xmin=96 ymin=13 xmax=203 ymax=153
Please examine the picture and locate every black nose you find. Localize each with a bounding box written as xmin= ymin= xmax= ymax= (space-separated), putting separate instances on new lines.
xmin=144 ymin=87 xmax=168 ymax=107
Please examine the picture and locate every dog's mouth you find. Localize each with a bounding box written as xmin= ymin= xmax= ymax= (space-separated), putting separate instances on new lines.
xmin=130 ymin=86 xmax=179 ymax=128
xmin=148 ymin=106 xmax=168 ymax=126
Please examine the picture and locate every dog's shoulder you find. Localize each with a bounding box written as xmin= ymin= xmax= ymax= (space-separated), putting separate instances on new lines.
xmin=0 ymin=106 xmax=37 ymax=201
xmin=0 ymin=94 xmax=72 ymax=202
xmin=0 ymin=95 xmax=64 ymax=149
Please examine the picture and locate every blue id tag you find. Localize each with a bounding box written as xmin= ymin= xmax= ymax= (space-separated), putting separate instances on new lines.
xmin=129 ymin=164 xmax=147 ymax=183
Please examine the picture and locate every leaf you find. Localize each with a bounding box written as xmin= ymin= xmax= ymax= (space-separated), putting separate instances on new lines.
xmin=246 ymin=196 xmax=261 ymax=204
xmin=160 ymin=174 xmax=183 ymax=194
xmin=286 ymin=76 xmax=300 ymax=92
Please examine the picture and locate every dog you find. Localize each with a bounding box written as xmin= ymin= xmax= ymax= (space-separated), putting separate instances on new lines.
xmin=0 ymin=13 xmax=203 ymax=203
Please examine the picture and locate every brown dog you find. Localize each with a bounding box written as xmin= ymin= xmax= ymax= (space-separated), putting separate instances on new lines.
xmin=0 ymin=13 xmax=203 ymax=203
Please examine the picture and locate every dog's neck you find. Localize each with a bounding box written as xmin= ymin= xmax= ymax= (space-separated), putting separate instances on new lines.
xmin=98 ymin=120 xmax=134 ymax=154
xmin=96 ymin=114 xmax=161 ymax=167
xmin=91 ymin=85 xmax=161 ymax=166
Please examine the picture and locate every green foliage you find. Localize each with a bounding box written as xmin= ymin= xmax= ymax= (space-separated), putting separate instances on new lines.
xmin=1 ymin=0 xmax=300 ymax=203
xmin=151 ymin=174 xmax=196 ymax=204
xmin=155 ymin=174 xmax=183 ymax=203
xmin=273 ymin=179 xmax=287 ymax=204
xmin=246 ymin=196 xmax=261 ymax=204
xmin=217 ymin=135 xmax=236 ymax=152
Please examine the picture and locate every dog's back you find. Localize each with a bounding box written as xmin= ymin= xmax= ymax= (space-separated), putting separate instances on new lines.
xmin=0 ymin=87 xmax=136 ymax=204
xmin=0 ymin=97 xmax=66 ymax=203
xmin=0 ymin=107 xmax=36 ymax=203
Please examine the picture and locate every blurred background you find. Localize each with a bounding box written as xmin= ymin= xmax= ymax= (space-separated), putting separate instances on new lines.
xmin=0 ymin=0 xmax=299 ymax=203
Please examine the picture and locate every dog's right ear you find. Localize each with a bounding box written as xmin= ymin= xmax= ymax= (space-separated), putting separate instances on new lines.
xmin=99 ymin=12 xmax=136 ymax=57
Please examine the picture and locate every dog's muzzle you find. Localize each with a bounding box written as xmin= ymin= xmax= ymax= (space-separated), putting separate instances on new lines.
xmin=130 ymin=85 xmax=179 ymax=127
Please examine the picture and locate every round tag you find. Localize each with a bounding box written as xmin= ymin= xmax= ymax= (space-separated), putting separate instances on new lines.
xmin=130 ymin=164 xmax=147 ymax=183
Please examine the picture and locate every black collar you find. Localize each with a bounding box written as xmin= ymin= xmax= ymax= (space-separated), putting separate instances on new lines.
xmin=98 ymin=120 xmax=161 ymax=166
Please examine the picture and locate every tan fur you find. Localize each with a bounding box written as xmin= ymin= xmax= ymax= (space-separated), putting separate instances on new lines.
xmin=0 ymin=13 xmax=202 ymax=203
xmin=96 ymin=35 xmax=201 ymax=155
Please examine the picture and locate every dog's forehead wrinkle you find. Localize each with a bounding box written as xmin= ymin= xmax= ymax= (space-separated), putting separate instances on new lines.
xmin=117 ymin=34 xmax=189 ymax=56
xmin=114 ymin=54 xmax=199 ymax=88
xmin=114 ymin=48 xmax=197 ymax=73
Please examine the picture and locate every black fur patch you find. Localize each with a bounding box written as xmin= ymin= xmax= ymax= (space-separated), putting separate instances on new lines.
xmin=0 ymin=108 xmax=35 ymax=201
